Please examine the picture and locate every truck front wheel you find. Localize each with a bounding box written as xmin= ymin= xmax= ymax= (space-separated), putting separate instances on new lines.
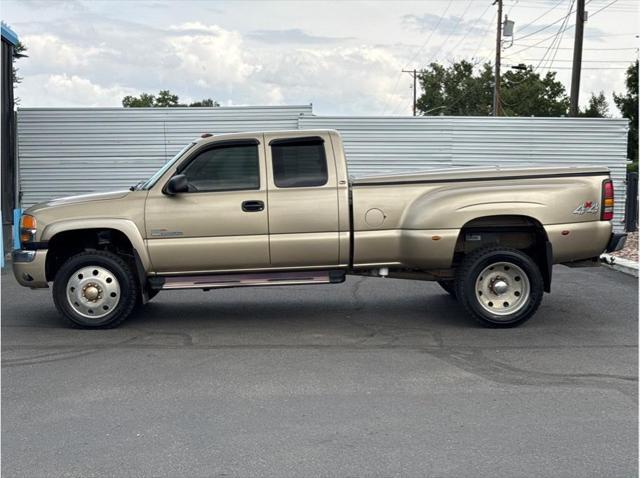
xmin=455 ymin=247 xmax=543 ymax=327
xmin=52 ymin=250 xmax=139 ymax=328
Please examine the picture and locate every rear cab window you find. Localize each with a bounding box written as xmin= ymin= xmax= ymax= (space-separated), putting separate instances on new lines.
xmin=270 ymin=137 xmax=328 ymax=188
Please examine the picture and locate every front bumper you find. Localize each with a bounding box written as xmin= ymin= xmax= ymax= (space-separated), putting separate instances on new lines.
xmin=606 ymin=233 xmax=627 ymax=253
xmin=12 ymin=249 xmax=49 ymax=288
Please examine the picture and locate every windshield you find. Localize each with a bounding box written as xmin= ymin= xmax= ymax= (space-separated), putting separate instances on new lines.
xmin=140 ymin=142 xmax=196 ymax=190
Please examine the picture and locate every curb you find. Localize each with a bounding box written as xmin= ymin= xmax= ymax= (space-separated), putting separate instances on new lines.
xmin=600 ymin=254 xmax=639 ymax=278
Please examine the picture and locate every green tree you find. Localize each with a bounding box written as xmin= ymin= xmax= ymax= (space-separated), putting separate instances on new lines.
xmin=189 ymin=99 xmax=220 ymax=107
xmin=12 ymin=40 xmax=27 ymax=87
xmin=122 ymin=91 xmax=219 ymax=108
xmin=416 ymin=60 xmax=493 ymax=116
xmin=155 ymin=89 xmax=179 ymax=107
xmin=579 ymin=92 xmax=610 ymax=118
xmin=122 ymin=93 xmax=155 ymax=107
xmin=501 ymin=67 xmax=569 ymax=117
xmin=7 ymin=38 xmax=28 ymax=105
xmin=613 ymin=60 xmax=638 ymax=170
xmin=416 ymin=61 xmax=570 ymax=117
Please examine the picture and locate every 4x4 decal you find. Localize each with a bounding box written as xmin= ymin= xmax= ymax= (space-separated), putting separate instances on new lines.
xmin=573 ymin=201 xmax=599 ymax=215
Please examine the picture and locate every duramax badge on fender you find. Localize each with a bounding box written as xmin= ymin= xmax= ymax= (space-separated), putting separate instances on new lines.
xmin=12 ymin=130 xmax=627 ymax=328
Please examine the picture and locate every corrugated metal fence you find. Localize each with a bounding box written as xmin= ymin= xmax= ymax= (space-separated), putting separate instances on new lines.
xmin=18 ymin=107 xmax=628 ymax=231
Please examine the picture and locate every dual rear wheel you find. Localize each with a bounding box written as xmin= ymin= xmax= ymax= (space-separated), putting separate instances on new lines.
xmin=440 ymin=247 xmax=544 ymax=327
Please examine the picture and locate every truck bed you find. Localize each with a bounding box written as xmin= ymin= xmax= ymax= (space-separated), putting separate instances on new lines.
xmin=350 ymin=164 xmax=613 ymax=269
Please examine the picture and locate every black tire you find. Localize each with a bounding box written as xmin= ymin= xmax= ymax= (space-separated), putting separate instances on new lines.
xmin=454 ymin=247 xmax=543 ymax=328
xmin=437 ymin=280 xmax=457 ymax=299
xmin=53 ymin=250 xmax=139 ymax=328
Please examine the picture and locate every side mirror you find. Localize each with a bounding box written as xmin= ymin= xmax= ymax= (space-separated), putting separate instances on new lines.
xmin=165 ymin=174 xmax=189 ymax=195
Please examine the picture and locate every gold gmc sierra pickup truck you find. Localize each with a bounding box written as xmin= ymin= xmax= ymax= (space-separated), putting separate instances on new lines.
xmin=13 ymin=129 xmax=626 ymax=328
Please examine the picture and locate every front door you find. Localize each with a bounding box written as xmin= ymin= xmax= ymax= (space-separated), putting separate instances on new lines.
xmin=264 ymin=133 xmax=340 ymax=267
xmin=145 ymin=137 xmax=270 ymax=273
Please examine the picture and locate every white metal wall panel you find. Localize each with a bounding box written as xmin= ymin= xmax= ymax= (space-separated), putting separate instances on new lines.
xmin=17 ymin=105 xmax=312 ymax=207
xmin=299 ymin=115 xmax=629 ymax=231
xmin=298 ymin=116 xmax=454 ymax=174
xmin=19 ymin=109 xmax=629 ymax=232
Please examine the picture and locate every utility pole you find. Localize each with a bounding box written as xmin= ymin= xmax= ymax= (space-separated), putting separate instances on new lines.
xmin=402 ymin=69 xmax=418 ymax=116
xmin=570 ymin=0 xmax=586 ymax=116
xmin=493 ymin=0 xmax=503 ymax=116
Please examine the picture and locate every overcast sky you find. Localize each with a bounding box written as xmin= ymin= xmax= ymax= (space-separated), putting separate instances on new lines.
xmin=2 ymin=0 xmax=638 ymax=116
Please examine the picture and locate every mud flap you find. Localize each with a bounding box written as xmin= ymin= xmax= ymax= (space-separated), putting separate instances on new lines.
xmin=132 ymin=249 xmax=149 ymax=303
xmin=542 ymin=241 xmax=553 ymax=293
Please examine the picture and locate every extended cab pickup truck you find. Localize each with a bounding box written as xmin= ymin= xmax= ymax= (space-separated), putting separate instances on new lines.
xmin=13 ymin=130 xmax=626 ymax=328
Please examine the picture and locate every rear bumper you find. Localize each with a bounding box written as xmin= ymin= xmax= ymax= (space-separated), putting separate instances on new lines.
xmin=12 ymin=249 xmax=49 ymax=288
xmin=606 ymin=233 xmax=627 ymax=253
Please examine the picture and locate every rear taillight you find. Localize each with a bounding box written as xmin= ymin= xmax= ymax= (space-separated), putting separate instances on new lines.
xmin=601 ymin=179 xmax=614 ymax=221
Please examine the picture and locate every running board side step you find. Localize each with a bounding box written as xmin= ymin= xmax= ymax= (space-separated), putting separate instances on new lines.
xmin=149 ymin=270 xmax=346 ymax=290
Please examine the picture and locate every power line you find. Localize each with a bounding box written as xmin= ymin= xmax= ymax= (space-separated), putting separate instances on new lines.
xmin=511 ymin=58 xmax=635 ymax=63
xmin=515 ymin=0 xmax=565 ymax=33
xmin=512 ymin=44 xmax=637 ymax=51
xmin=469 ymin=9 xmax=498 ymax=60
xmin=531 ymin=0 xmax=574 ymax=71
xmin=544 ymin=0 xmax=576 ymax=72
xmin=391 ymin=0 xmax=474 ymax=115
xmin=578 ymin=0 xmax=621 ymax=18
xmin=381 ymin=0 xmax=454 ymax=115
xmin=514 ymin=2 xmax=580 ymax=42
xmin=404 ymin=0 xmax=456 ymax=67
xmin=434 ymin=4 xmax=502 ymax=114
xmin=429 ymin=0 xmax=475 ymax=62
xmin=437 ymin=10 xmax=500 ymax=115
xmin=443 ymin=0 xmax=492 ymax=60
xmin=507 ymin=0 xmax=623 ymax=57
xmin=539 ymin=66 xmax=630 ymax=69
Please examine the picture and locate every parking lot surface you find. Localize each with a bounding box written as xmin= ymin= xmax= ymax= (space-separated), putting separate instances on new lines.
xmin=2 ymin=265 xmax=638 ymax=477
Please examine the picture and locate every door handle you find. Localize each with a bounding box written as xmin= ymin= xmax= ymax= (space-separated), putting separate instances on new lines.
xmin=242 ymin=200 xmax=264 ymax=212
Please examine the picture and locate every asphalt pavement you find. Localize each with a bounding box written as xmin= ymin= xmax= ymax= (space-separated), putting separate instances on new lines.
xmin=1 ymin=265 xmax=638 ymax=477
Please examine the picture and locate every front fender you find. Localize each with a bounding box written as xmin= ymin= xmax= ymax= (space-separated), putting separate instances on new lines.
xmin=41 ymin=218 xmax=151 ymax=272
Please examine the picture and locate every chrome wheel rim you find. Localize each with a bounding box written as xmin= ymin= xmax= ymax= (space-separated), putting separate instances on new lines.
xmin=475 ymin=261 xmax=530 ymax=318
xmin=66 ymin=266 xmax=121 ymax=319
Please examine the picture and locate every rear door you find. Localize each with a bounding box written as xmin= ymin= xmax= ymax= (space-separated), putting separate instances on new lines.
xmin=264 ymin=133 xmax=340 ymax=267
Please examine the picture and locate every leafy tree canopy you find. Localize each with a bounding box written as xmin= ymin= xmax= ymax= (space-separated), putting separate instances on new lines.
xmin=189 ymin=98 xmax=220 ymax=107
xmin=122 ymin=90 xmax=219 ymax=108
xmin=154 ymin=90 xmax=179 ymax=107
xmin=12 ymin=40 xmax=27 ymax=86
xmin=122 ymin=92 xmax=155 ymax=107
xmin=416 ymin=60 xmax=493 ymax=116
xmin=501 ymin=67 xmax=570 ymax=117
xmin=8 ymin=35 xmax=28 ymax=104
xmin=579 ymin=92 xmax=610 ymax=118
xmin=416 ymin=61 xmax=574 ymax=117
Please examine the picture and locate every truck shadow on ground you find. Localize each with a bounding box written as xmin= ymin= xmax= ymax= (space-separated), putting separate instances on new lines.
xmin=124 ymin=292 xmax=472 ymax=330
